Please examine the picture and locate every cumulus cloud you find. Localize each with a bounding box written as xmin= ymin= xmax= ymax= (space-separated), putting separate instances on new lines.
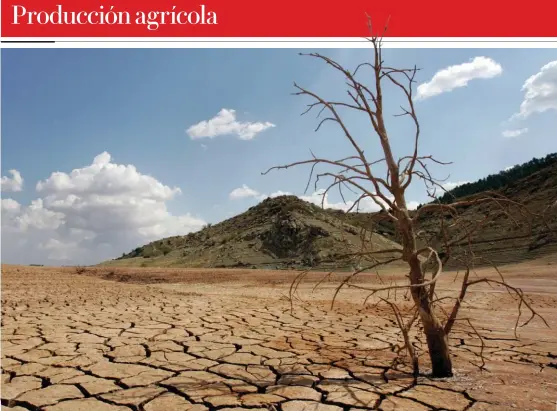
xmin=502 ymin=128 xmax=528 ymax=138
xmin=268 ymin=190 xmax=291 ymax=198
xmin=442 ymin=181 xmax=470 ymax=191
xmin=187 ymin=109 xmax=275 ymax=140
xmin=2 ymin=198 xmax=64 ymax=233
xmin=36 ymin=152 xmax=180 ymax=201
xmin=300 ymin=190 xmax=376 ymax=212
xmin=406 ymin=201 xmax=421 ymax=211
xmin=229 ymin=185 xmax=419 ymax=212
xmin=229 ymin=184 xmax=265 ymax=200
xmin=1 ymin=198 xmax=21 ymax=213
xmin=1 ymin=152 xmax=206 ymax=265
xmin=513 ymin=61 xmax=557 ymax=119
xmin=38 ymin=238 xmax=81 ymax=261
xmin=16 ymin=199 xmax=65 ymax=231
xmin=299 ymin=190 xmax=414 ymax=212
xmin=1 ymin=169 xmax=24 ymax=192
xmin=416 ymin=57 xmax=503 ymax=100
xmin=228 ymin=185 xmax=291 ymax=201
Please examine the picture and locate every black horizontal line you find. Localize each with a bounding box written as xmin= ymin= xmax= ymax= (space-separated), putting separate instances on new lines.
xmin=2 ymin=40 xmax=56 ymax=43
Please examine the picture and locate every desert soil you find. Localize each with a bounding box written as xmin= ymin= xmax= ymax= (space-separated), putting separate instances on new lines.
xmin=2 ymin=259 xmax=557 ymax=411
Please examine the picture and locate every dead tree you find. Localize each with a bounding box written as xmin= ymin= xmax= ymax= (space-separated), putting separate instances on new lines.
xmin=263 ymin=19 xmax=548 ymax=378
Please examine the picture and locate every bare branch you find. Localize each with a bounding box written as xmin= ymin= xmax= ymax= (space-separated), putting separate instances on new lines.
xmin=380 ymin=298 xmax=420 ymax=377
xmin=331 ymin=258 xmax=401 ymax=310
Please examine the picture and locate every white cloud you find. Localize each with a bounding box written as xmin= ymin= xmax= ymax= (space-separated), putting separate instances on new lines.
xmin=300 ymin=190 xmax=392 ymax=212
xmin=268 ymin=190 xmax=291 ymax=198
xmin=1 ymin=152 xmax=206 ymax=265
xmin=36 ymin=152 xmax=180 ymax=201
xmin=301 ymin=190 xmax=421 ymax=212
xmin=1 ymin=198 xmax=21 ymax=213
xmin=502 ymin=128 xmax=528 ymax=138
xmin=300 ymin=190 xmax=362 ymax=211
xmin=416 ymin=57 xmax=503 ymax=100
xmin=38 ymin=238 xmax=81 ymax=261
xmin=137 ymin=215 xmax=207 ymax=239
xmin=2 ymin=198 xmax=64 ymax=233
xmin=442 ymin=181 xmax=470 ymax=191
xmin=17 ymin=199 xmax=65 ymax=231
xmin=229 ymin=185 xmax=294 ymax=202
xmin=406 ymin=201 xmax=421 ymax=211
xmin=229 ymin=184 xmax=420 ymax=212
xmin=1 ymin=169 xmax=24 ymax=192
xmin=229 ymin=184 xmax=264 ymax=200
xmin=504 ymin=165 xmax=516 ymax=172
xmin=514 ymin=60 xmax=557 ymax=119
xmin=229 ymin=185 xmax=293 ymax=201
xmin=187 ymin=108 xmax=275 ymax=140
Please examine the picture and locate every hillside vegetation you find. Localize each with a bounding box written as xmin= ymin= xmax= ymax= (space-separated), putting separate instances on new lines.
xmin=416 ymin=158 xmax=557 ymax=267
xmin=104 ymin=154 xmax=557 ymax=270
xmin=106 ymin=195 xmax=401 ymax=270
xmin=438 ymin=153 xmax=557 ymax=203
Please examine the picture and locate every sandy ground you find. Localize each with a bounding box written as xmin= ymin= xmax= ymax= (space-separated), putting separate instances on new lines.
xmin=1 ymin=259 xmax=557 ymax=411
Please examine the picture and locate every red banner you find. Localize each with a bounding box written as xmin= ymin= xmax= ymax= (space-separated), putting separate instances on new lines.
xmin=2 ymin=0 xmax=557 ymax=38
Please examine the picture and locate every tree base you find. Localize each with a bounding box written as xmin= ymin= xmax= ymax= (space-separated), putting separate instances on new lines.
xmin=425 ymin=328 xmax=453 ymax=378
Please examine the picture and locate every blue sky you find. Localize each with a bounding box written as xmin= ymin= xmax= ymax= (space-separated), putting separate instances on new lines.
xmin=2 ymin=47 xmax=556 ymax=265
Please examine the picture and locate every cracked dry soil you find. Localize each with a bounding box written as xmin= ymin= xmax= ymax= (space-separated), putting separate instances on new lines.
xmin=1 ymin=262 xmax=557 ymax=411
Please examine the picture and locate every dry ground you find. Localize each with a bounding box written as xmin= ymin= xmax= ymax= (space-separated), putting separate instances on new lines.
xmin=2 ymin=259 xmax=557 ymax=411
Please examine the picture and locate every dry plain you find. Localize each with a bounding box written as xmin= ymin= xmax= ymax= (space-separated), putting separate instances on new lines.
xmin=2 ymin=258 xmax=557 ymax=411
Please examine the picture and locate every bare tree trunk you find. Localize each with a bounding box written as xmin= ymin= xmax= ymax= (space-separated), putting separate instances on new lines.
xmin=399 ymin=210 xmax=453 ymax=378
xmin=408 ymin=255 xmax=453 ymax=377
xmin=422 ymin=316 xmax=453 ymax=377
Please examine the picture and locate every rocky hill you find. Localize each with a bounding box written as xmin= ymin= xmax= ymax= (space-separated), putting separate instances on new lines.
xmin=105 ymin=195 xmax=402 ymax=270
xmin=346 ymin=155 xmax=557 ymax=268
xmin=414 ymin=157 xmax=557 ymax=267
xmin=104 ymin=154 xmax=557 ymax=270
xmin=438 ymin=153 xmax=557 ymax=204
